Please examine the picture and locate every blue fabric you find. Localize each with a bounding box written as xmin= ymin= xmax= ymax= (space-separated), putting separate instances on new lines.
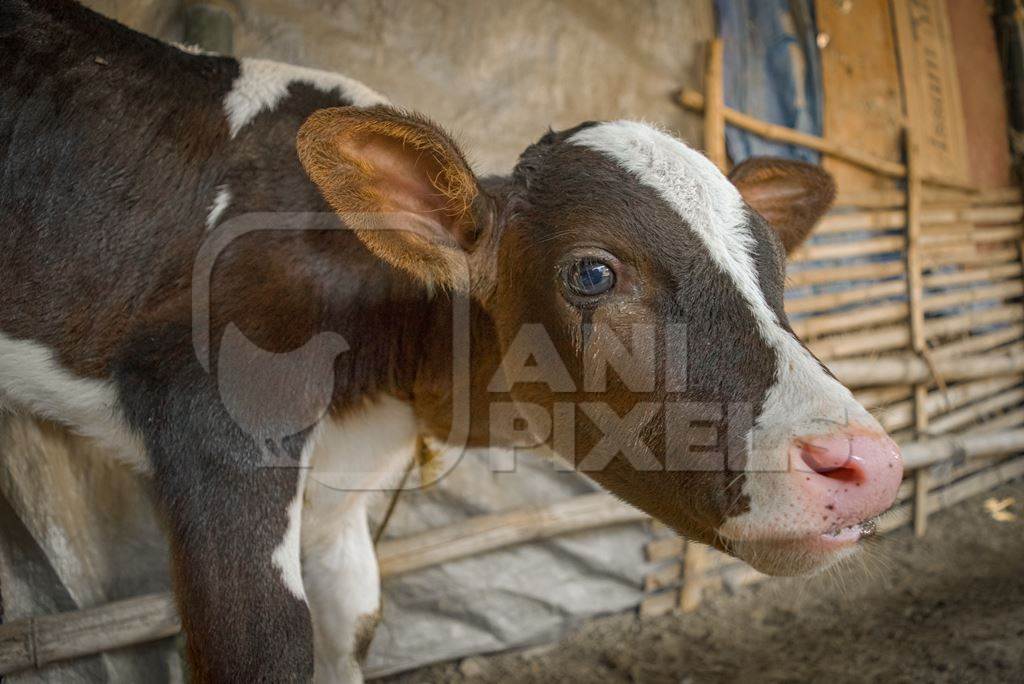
xmin=716 ymin=0 xmax=823 ymax=163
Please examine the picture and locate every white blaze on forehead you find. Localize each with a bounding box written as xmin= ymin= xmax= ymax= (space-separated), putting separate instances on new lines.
xmin=224 ymin=58 xmax=387 ymax=139
xmin=569 ymin=121 xmax=764 ymax=330
xmin=569 ymin=121 xmax=876 ymax=538
xmin=569 ymin=121 xmax=799 ymax=369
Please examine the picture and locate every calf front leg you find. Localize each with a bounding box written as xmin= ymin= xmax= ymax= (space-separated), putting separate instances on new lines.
xmin=301 ymin=399 xmax=418 ymax=683
xmin=115 ymin=335 xmax=315 ymax=682
xmin=159 ymin=457 xmax=313 ymax=681
xmin=302 ymin=496 xmax=380 ymax=684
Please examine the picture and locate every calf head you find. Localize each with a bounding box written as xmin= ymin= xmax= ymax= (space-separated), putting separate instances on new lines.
xmin=298 ymin=107 xmax=903 ymax=576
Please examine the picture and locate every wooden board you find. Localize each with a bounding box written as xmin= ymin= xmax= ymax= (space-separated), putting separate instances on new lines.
xmin=947 ymin=0 xmax=1012 ymax=188
xmin=892 ymin=0 xmax=972 ymax=186
xmin=815 ymin=0 xmax=904 ymax=193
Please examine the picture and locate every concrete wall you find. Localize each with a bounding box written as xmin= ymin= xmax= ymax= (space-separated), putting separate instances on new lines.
xmin=227 ymin=0 xmax=711 ymax=173
xmin=85 ymin=0 xmax=712 ymax=173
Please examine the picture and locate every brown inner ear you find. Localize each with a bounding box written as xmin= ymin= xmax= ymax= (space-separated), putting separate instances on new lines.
xmin=353 ymin=133 xmax=465 ymax=245
xmin=297 ymin=105 xmax=486 ymax=288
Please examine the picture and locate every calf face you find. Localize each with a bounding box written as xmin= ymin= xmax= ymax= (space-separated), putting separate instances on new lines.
xmin=298 ymin=107 xmax=903 ymax=576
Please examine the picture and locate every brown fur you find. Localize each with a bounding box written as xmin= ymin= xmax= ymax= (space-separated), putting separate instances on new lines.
xmin=353 ymin=610 xmax=382 ymax=664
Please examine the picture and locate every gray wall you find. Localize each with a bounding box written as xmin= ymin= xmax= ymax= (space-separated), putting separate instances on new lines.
xmin=227 ymin=0 xmax=711 ymax=173
xmin=86 ymin=0 xmax=711 ymax=173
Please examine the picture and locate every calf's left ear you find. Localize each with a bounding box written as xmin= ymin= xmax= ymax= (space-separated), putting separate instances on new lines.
xmin=297 ymin=105 xmax=489 ymax=289
xmin=728 ymin=157 xmax=836 ymax=254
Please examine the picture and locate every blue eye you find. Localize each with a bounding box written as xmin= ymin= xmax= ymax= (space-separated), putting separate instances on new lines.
xmin=566 ymin=258 xmax=616 ymax=297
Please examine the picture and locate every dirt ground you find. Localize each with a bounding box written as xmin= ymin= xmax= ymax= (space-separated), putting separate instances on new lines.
xmin=386 ymin=479 xmax=1024 ymax=683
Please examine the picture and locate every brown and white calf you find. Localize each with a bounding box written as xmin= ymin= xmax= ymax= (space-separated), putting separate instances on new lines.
xmin=0 ymin=1 xmax=902 ymax=681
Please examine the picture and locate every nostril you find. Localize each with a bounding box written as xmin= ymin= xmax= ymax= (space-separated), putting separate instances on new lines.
xmin=811 ymin=464 xmax=864 ymax=483
xmin=799 ymin=441 xmax=866 ymax=484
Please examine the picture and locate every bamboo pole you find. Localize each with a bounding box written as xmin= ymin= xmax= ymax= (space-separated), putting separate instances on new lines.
xmin=931 ymin=326 xmax=1023 ymax=359
xmin=786 ymin=261 xmax=904 ymax=287
xmin=928 ymin=376 xmax=1023 ymax=419
xmin=702 ymin=39 xmax=726 ymax=169
xmin=919 ymin=222 xmax=976 ymax=242
xmin=921 ymin=246 xmax=1018 ymax=268
xmin=912 ymin=468 xmax=931 ymax=537
xmin=923 ymin=263 xmax=1022 ymax=289
xmin=811 ymin=305 xmax=1022 ymax=361
xmin=827 ymin=348 xmax=1024 ymax=387
xmin=816 ymin=209 xmax=908 ymax=234
xmin=0 ymin=492 xmax=645 ymax=675
xmin=835 ymin=186 xmax=1021 ymax=210
xmin=789 ymin=235 xmax=905 ymax=263
xmin=813 ymin=204 xmax=1021 ymax=236
xmin=876 ymin=375 xmax=1024 ymax=434
xmin=906 ymin=127 xmax=926 ymax=365
xmin=643 ymin=561 xmax=682 ymax=593
xmin=678 ymin=89 xmax=907 ymax=178
xmin=905 ymin=127 xmax=931 ymax=537
xmin=925 ymin=387 xmax=1024 ymax=435
xmin=790 ymin=301 xmax=909 ymax=339
xmin=644 ymin=535 xmax=684 ymax=562
xmin=921 ymin=226 xmax=1023 ymax=248
xmin=807 ymin=324 xmax=911 ymax=360
xmin=900 ymin=427 xmax=1024 ymax=470
xmin=906 ymin=450 xmax=1021 ymax=500
xmin=679 ymin=542 xmax=710 ymax=612
xmin=878 ymin=455 xmax=1024 ymax=533
xmin=923 ymin=280 xmax=1024 ymax=313
xmin=677 ymin=89 xmax=981 ymax=189
xmin=376 ymin=491 xmax=645 ymax=577
xmin=0 ymin=594 xmax=180 ymax=677
xmin=925 ymin=304 xmax=1023 ymax=340
xmin=785 ymin=279 xmax=906 ymax=316
xmin=856 ymin=386 xmax=913 ymax=410
xmin=966 ymin=406 xmax=1024 ymax=433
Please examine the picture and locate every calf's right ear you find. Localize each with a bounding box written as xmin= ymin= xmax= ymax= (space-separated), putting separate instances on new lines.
xmin=297 ymin=105 xmax=490 ymax=290
xmin=728 ymin=157 xmax=836 ymax=254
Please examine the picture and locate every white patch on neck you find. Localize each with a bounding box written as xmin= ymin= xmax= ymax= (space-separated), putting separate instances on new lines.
xmin=224 ymin=58 xmax=387 ymax=139
xmin=569 ymin=121 xmax=875 ymax=538
xmin=304 ymin=395 xmax=417 ymax=500
xmin=0 ymin=332 xmax=148 ymax=470
xmin=205 ymin=184 xmax=232 ymax=231
xmin=277 ymin=396 xmax=416 ymax=604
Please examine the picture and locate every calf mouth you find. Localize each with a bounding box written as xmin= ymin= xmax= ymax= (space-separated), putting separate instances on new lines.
xmin=719 ymin=516 xmax=881 ymax=576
